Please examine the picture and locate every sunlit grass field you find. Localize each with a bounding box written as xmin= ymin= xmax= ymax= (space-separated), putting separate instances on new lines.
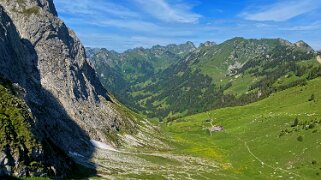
xmin=163 ymin=77 xmax=321 ymax=179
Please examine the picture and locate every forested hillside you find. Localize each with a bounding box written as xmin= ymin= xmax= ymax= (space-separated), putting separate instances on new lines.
xmin=88 ymin=38 xmax=320 ymax=120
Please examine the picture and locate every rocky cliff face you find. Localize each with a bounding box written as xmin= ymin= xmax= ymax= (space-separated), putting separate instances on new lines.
xmin=0 ymin=0 xmax=138 ymax=177
xmin=0 ymin=5 xmax=75 ymax=176
xmin=0 ymin=76 xmax=77 ymax=177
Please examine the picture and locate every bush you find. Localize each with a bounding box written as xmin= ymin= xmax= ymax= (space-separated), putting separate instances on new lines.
xmin=291 ymin=117 xmax=299 ymax=127
xmin=309 ymin=123 xmax=316 ymax=129
xmin=279 ymin=131 xmax=285 ymax=137
xmin=297 ymin=136 xmax=303 ymax=142
xmin=312 ymin=129 xmax=318 ymax=133
xmin=22 ymin=6 xmax=39 ymax=16
xmin=309 ymin=94 xmax=315 ymax=102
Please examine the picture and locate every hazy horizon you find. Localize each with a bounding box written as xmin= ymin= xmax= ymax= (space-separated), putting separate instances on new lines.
xmin=85 ymin=37 xmax=319 ymax=54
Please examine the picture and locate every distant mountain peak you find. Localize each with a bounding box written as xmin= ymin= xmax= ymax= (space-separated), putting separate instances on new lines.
xmin=185 ymin=41 xmax=195 ymax=47
xmin=294 ymin=40 xmax=314 ymax=51
xmin=199 ymin=41 xmax=216 ymax=48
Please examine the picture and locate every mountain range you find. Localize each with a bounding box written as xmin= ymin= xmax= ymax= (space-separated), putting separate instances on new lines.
xmin=87 ymin=38 xmax=319 ymax=120
xmin=1 ymin=0 xmax=321 ymax=179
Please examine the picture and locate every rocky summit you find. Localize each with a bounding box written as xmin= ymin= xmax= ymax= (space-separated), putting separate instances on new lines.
xmin=0 ymin=0 xmax=149 ymax=177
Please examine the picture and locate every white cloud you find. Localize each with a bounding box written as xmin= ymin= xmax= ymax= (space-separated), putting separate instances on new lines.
xmin=54 ymin=0 xmax=139 ymax=18
xmin=279 ymin=21 xmax=321 ymax=31
xmin=241 ymin=0 xmax=321 ymax=22
xmin=133 ymin=0 xmax=201 ymax=23
xmin=53 ymin=0 xmax=321 ymax=51
xmin=53 ymin=0 xmax=202 ymax=35
xmin=54 ymin=0 xmax=201 ymax=23
xmin=54 ymin=0 xmax=160 ymax=32
xmin=95 ymin=19 xmax=160 ymax=32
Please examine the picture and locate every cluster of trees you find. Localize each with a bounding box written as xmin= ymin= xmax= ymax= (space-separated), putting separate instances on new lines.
xmin=279 ymin=118 xmax=321 ymax=137
xmin=132 ymin=52 xmax=320 ymax=120
xmin=144 ymin=66 xmax=219 ymax=119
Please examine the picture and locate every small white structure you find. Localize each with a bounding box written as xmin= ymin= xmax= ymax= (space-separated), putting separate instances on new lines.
xmin=208 ymin=126 xmax=224 ymax=132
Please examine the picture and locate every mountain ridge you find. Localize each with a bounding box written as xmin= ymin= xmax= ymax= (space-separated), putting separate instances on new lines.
xmin=88 ymin=37 xmax=318 ymax=120
xmin=0 ymin=0 xmax=165 ymax=177
xmin=0 ymin=0 xmax=320 ymax=178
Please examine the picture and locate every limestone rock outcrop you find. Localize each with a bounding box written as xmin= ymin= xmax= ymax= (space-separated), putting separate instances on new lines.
xmin=0 ymin=0 xmax=136 ymax=177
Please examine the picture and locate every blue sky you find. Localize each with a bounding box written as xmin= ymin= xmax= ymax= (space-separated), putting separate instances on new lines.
xmin=54 ymin=0 xmax=321 ymax=52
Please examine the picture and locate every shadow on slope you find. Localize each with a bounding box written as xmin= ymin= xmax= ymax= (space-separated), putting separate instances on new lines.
xmin=0 ymin=6 xmax=96 ymax=178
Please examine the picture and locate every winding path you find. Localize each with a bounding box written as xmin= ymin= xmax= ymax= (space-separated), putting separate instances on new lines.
xmin=243 ymin=141 xmax=301 ymax=178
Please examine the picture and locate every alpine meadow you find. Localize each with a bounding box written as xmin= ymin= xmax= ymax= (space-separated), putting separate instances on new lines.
xmin=0 ymin=0 xmax=321 ymax=179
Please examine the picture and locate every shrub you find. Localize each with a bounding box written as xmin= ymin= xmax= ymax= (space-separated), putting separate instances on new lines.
xmin=291 ymin=117 xmax=299 ymax=127
xmin=297 ymin=136 xmax=303 ymax=142
xmin=309 ymin=94 xmax=315 ymax=102
xmin=22 ymin=6 xmax=39 ymax=16
xmin=312 ymin=129 xmax=318 ymax=133
xmin=309 ymin=123 xmax=316 ymax=129
xmin=279 ymin=131 xmax=285 ymax=137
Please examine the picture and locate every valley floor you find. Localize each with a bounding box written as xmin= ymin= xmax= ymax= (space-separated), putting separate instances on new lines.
xmin=92 ymin=77 xmax=321 ymax=179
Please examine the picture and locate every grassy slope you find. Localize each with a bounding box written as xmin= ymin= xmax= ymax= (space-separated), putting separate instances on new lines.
xmin=0 ymin=78 xmax=50 ymax=177
xmin=0 ymin=80 xmax=38 ymax=151
xmin=91 ymin=38 xmax=317 ymax=120
xmin=131 ymin=39 xmax=317 ymax=120
xmin=164 ymin=77 xmax=321 ymax=179
xmin=96 ymin=76 xmax=321 ymax=179
xmin=194 ymin=38 xmax=280 ymax=83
